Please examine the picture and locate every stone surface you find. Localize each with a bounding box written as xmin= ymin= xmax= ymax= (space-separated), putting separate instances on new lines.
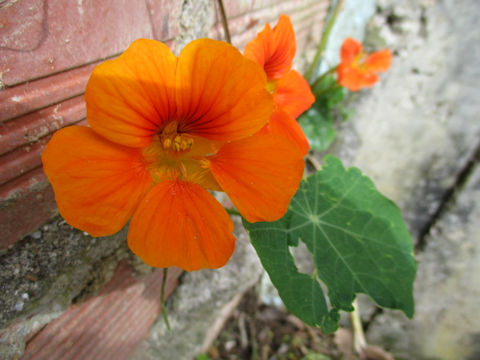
xmin=135 ymin=217 xmax=263 ymax=360
xmin=320 ymin=0 xmax=480 ymax=358
xmin=172 ymin=0 xmax=215 ymax=55
xmin=330 ymin=0 xmax=480 ymax=240
xmin=368 ymin=164 xmax=480 ymax=360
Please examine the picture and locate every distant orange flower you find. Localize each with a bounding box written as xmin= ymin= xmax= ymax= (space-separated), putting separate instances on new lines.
xmin=245 ymin=15 xmax=314 ymax=155
xmin=42 ymin=39 xmax=304 ymax=271
xmin=336 ymin=38 xmax=392 ymax=91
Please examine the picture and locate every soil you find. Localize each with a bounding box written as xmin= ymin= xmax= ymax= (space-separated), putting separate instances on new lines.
xmin=202 ymin=288 xmax=395 ymax=360
xmin=203 ymin=288 xmax=340 ymax=360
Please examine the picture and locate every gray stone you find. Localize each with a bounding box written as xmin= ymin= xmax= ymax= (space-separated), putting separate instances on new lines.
xmin=350 ymin=2 xmax=480 ymax=356
xmin=135 ymin=216 xmax=262 ymax=360
xmin=330 ymin=0 xmax=480 ymax=239
xmin=173 ymin=0 xmax=215 ymax=55
xmin=367 ymin=164 xmax=480 ymax=360
xmin=313 ymin=0 xmax=480 ymax=357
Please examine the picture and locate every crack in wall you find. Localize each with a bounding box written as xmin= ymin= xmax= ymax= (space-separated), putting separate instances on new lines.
xmin=415 ymin=143 xmax=480 ymax=252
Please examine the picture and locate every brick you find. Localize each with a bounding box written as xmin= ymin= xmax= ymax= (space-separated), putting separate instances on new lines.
xmin=145 ymin=0 xmax=182 ymax=41
xmin=0 ymin=168 xmax=55 ymax=249
xmin=0 ymin=136 xmax=50 ymax=186
xmin=210 ymin=0 xmax=328 ymax=52
xmin=21 ymin=262 xmax=182 ymax=360
xmin=0 ymin=63 xmax=93 ymax=123
xmin=0 ymin=95 xmax=85 ymax=156
xmin=0 ymin=0 xmax=153 ymax=86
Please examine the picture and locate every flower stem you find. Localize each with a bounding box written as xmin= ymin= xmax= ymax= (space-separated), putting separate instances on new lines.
xmin=305 ymin=0 xmax=345 ymax=83
xmin=351 ymin=299 xmax=367 ymax=354
xmin=161 ymin=268 xmax=171 ymax=331
xmin=225 ymin=207 xmax=241 ymax=216
xmin=217 ymin=0 xmax=232 ymax=44
xmin=311 ymin=65 xmax=338 ymax=91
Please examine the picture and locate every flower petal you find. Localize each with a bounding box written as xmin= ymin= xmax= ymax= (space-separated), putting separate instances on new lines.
xmin=274 ymin=69 xmax=315 ymax=118
xmin=267 ymin=109 xmax=310 ymax=156
xmin=86 ymin=39 xmax=177 ymax=148
xmin=244 ymin=14 xmax=296 ymax=80
xmin=337 ymin=64 xmax=378 ymax=91
xmin=340 ymin=37 xmax=362 ymax=64
xmin=41 ymin=126 xmax=153 ymax=236
xmin=209 ymin=133 xmax=304 ymax=222
xmin=365 ymin=49 xmax=392 ymax=72
xmin=128 ymin=180 xmax=235 ymax=271
xmin=176 ymin=39 xmax=272 ymax=142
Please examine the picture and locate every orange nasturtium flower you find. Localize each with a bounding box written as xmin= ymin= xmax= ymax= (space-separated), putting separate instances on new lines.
xmin=336 ymin=37 xmax=392 ymax=91
xmin=244 ymin=14 xmax=314 ymax=156
xmin=42 ymin=39 xmax=304 ymax=271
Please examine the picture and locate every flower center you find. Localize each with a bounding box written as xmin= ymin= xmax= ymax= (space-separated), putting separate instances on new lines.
xmin=160 ymin=121 xmax=194 ymax=153
xmin=142 ymin=121 xmax=221 ymax=191
xmin=266 ymin=79 xmax=278 ymax=94
xmin=354 ymin=52 xmax=368 ymax=69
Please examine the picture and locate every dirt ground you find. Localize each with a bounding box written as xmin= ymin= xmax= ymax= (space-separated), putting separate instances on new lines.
xmin=202 ymin=288 xmax=394 ymax=360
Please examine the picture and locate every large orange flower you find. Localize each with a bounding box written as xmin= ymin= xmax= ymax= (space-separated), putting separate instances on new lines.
xmin=244 ymin=15 xmax=314 ymax=155
xmin=336 ymin=37 xmax=392 ymax=91
xmin=42 ymin=39 xmax=304 ymax=271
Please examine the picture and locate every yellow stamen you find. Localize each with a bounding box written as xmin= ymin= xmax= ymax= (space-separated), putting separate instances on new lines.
xmin=160 ymin=121 xmax=194 ymax=153
xmin=163 ymin=138 xmax=172 ymax=149
xmin=266 ymin=80 xmax=278 ymax=94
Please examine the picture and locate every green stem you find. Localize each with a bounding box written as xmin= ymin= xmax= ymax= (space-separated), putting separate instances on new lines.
xmin=217 ymin=0 xmax=232 ymax=44
xmin=305 ymin=0 xmax=345 ymax=83
xmin=161 ymin=268 xmax=171 ymax=331
xmin=225 ymin=207 xmax=241 ymax=216
xmin=311 ymin=65 xmax=338 ymax=91
xmin=313 ymin=81 xmax=342 ymax=99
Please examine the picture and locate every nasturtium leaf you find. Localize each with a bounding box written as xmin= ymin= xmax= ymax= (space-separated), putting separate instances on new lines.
xmin=244 ymin=156 xmax=416 ymax=332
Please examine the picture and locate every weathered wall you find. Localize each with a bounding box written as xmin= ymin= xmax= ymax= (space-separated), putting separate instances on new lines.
xmin=325 ymin=0 xmax=480 ymax=359
xmin=0 ymin=1 xmax=330 ymax=359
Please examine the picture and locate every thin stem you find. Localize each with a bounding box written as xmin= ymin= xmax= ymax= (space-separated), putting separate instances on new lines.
xmin=217 ymin=0 xmax=232 ymax=44
xmin=305 ymin=0 xmax=345 ymax=83
xmin=313 ymin=81 xmax=342 ymax=100
xmin=161 ymin=268 xmax=171 ymax=330
xmin=311 ymin=65 xmax=338 ymax=91
xmin=350 ymin=299 xmax=367 ymax=354
xmin=225 ymin=207 xmax=241 ymax=216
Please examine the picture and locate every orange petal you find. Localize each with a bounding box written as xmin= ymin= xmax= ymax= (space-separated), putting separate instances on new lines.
xmin=268 ymin=109 xmax=309 ymax=156
xmin=209 ymin=133 xmax=304 ymax=222
xmin=128 ymin=180 xmax=235 ymax=271
xmin=274 ymin=69 xmax=315 ymax=118
xmin=86 ymin=39 xmax=177 ymax=148
xmin=41 ymin=126 xmax=153 ymax=236
xmin=176 ymin=38 xmax=272 ymax=141
xmin=365 ymin=49 xmax=392 ymax=72
xmin=244 ymin=14 xmax=296 ymax=80
xmin=340 ymin=37 xmax=362 ymax=64
xmin=337 ymin=64 xmax=378 ymax=91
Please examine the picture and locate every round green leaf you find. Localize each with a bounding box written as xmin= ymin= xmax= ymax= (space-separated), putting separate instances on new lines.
xmin=244 ymin=156 xmax=416 ymax=332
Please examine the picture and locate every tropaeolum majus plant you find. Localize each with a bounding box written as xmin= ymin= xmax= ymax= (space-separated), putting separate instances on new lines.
xmin=42 ymin=13 xmax=415 ymax=334
xmin=299 ymin=36 xmax=393 ymax=151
